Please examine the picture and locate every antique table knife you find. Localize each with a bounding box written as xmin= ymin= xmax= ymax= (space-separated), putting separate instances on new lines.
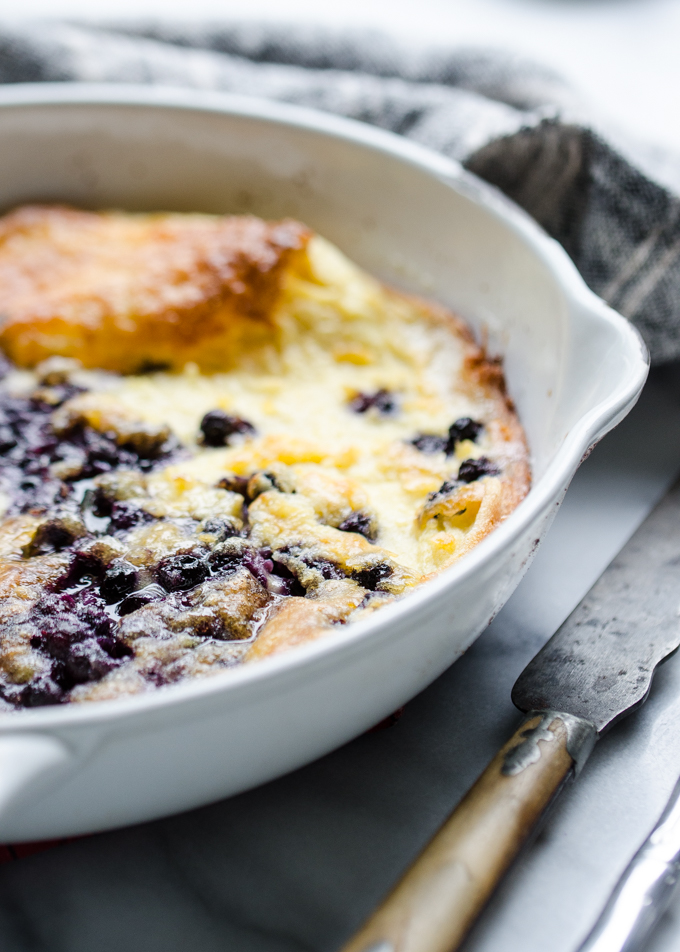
xmin=340 ymin=480 xmax=680 ymax=952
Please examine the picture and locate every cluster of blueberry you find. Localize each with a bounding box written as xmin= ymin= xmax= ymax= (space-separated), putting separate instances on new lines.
xmin=347 ymin=396 xmax=498 ymax=488
xmin=0 ymin=381 xmax=177 ymax=517
xmin=0 ymin=368 xmax=188 ymax=705
xmin=13 ymin=551 xmax=135 ymax=707
xmin=8 ymin=521 xmax=396 ymax=706
xmin=0 ymin=379 xmax=441 ymax=709
xmin=8 ymin=537 xmax=248 ymax=706
xmin=336 ymin=510 xmax=376 ymax=541
xmin=411 ymin=417 xmax=483 ymax=456
xmin=409 ymin=416 xmax=500 ymax=499
xmin=427 ymin=458 xmax=501 ymax=505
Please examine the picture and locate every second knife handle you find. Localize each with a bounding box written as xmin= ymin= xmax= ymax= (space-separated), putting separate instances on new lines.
xmin=339 ymin=713 xmax=581 ymax=952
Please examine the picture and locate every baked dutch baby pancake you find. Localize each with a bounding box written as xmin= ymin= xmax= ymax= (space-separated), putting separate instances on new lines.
xmin=0 ymin=205 xmax=530 ymax=709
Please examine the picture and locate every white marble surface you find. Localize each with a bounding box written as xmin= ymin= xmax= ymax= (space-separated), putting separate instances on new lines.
xmin=4 ymin=2 xmax=680 ymax=949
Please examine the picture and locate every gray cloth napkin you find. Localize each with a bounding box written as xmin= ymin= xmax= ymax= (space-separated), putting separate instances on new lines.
xmin=0 ymin=17 xmax=679 ymax=363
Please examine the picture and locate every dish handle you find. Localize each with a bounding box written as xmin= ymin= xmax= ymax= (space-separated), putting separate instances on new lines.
xmin=0 ymin=734 xmax=71 ymax=832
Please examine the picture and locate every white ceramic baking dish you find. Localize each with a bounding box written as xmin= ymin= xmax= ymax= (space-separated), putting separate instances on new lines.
xmin=0 ymin=84 xmax=647 ymax=842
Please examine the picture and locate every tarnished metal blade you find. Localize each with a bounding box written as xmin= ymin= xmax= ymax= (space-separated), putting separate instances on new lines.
xmin=512 ymin=480 xmax=680 ymax=734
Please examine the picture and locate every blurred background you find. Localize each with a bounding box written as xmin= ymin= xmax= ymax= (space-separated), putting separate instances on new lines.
xmin=9 ymin=0 xmax=680 ymax=167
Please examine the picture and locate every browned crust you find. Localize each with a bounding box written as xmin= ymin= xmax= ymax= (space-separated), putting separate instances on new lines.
xmin=0 ymin=205 xmax=311 ymax=373
xmin=246 ymin=579 xmax=366 ymax=662
xmin=461 ymin=350 xmax=532 ymax=520
xmin=386 ymin=290 xmax=531 ymax=586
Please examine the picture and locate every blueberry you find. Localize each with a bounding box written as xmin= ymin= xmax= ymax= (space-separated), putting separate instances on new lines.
xmin=108 ymin=502 xmax=154 ymax=532
xmin=25 ymin=578 xmax=128 ymax=696
xmin=209 ymin=539 xmax=248 ymax=572
xmin=56 ymin=551 xmax=104 ymax=590
xmin=200 ymin=410 xmax=255 ymax=447
xmin=78 ymin=604 xmax=112 ymax=640
xmin=338 ymin=511 xmax=377 ymax=541
xmin=32 ymin=596 xmax=111 ymax=646
xmin=118 ymin=585 xmax=165 ymax=616
xmin=349 ymin=389 xmax=397 ymax=416
xmin=96 ymin=635 xmax=133 ymax=660
xmin=351 ymin=562 xmax=393 ymax=591
xmin=78 ymin=430 xmax=122 ymax=475
xmin=411 ymin=434 xmax=448 ymax=454
xmin=0 ymin=379 xmax=179 ymax=521
xmin=100 ymin=560 xmax=138 ymax=603
xmin=31 ymin=630 xmax=74 ymax=662
xmin=157 ymin=553 xmax=210 ymax=592
xmin=457 ymin=457 xmax=499 ymax=482
xmin=201 ymin=518 xmax=238 ymax=541
xmin=411 ymin=418 xmax=483 ymax=457
xmin=427 ymin=479 xmax=460 ymax=503
xmin=20 ymin=678 xmax=64 ymax=707
xmin=268 ymin=559 xmax=305 ymax=597
xmin=61 ymin=639 xmax=117 ymax=686
xmin=447 ymin=418 xmax=483 ymax=454
xmin=246 ymin=471 xmax=287 ymax=499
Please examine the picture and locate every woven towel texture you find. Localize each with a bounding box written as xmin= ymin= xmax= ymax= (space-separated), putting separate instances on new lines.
xmin=0 ymin=18 xmax=679 ymax=362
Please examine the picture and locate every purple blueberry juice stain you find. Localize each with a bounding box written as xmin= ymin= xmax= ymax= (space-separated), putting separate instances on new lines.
xmin=242 ymin=548 xmax=275 ymax=587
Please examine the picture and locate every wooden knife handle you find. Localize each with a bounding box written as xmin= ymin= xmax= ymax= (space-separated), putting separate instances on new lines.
xmin=339 ymin=714 xmax=578 ymax=952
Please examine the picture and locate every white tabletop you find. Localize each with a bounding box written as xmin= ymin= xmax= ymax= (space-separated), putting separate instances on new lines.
xmin=2 ymin=4 xmax=680 ymax=951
